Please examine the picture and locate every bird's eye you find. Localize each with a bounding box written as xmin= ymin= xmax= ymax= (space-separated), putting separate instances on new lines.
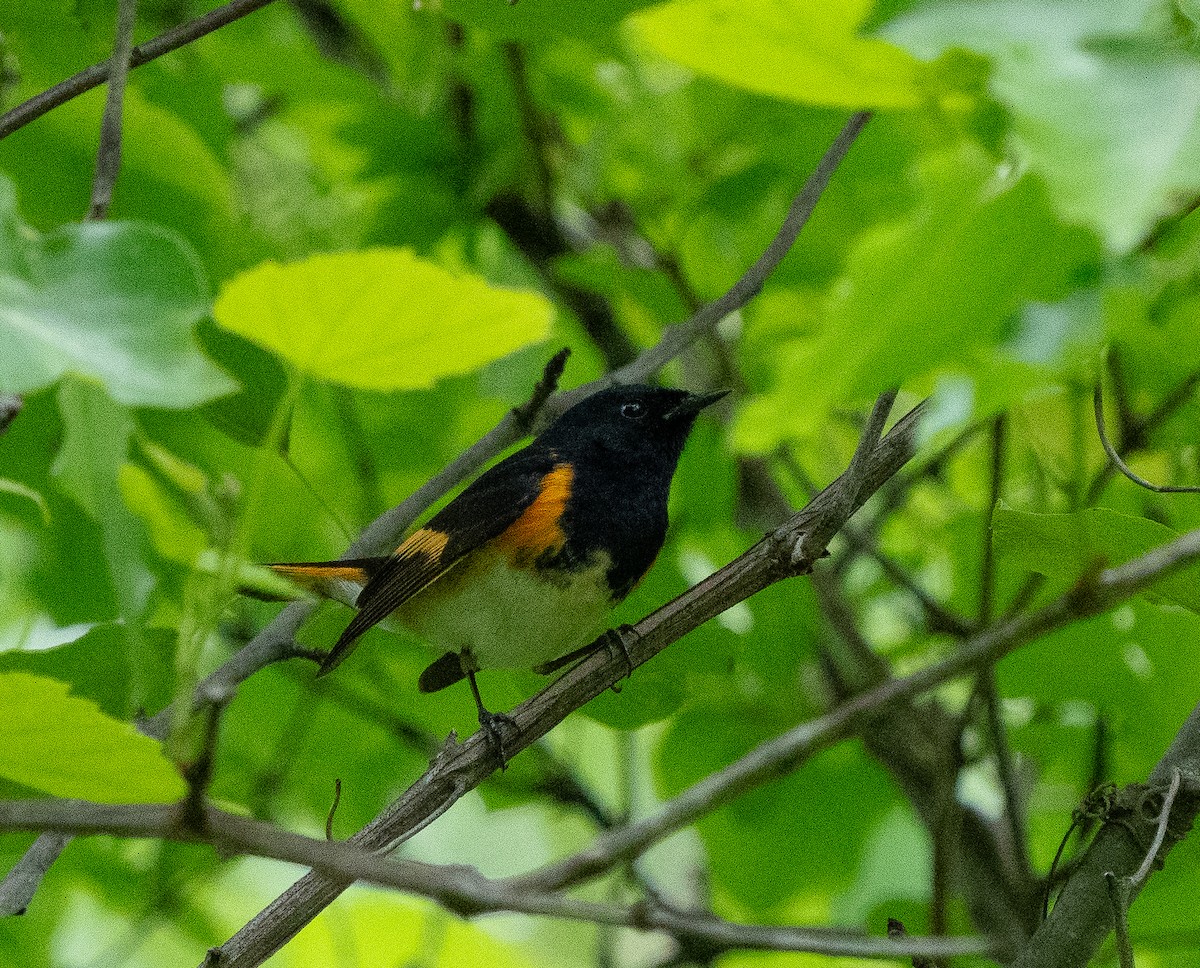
xmin=620 ymin=402 xmax=645 ymax=420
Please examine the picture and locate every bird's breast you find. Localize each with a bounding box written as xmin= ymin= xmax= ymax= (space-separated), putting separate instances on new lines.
xmin=396 ymin=548 xmax=616 ymax=670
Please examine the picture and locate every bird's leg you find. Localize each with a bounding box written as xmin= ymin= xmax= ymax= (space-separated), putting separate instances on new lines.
xmin=461 ymin=654 xmax=518 ymax=769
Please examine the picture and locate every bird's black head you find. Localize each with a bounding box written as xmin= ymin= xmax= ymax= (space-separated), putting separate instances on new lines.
xmin=539 ymin=385 xmax=728 ymax=468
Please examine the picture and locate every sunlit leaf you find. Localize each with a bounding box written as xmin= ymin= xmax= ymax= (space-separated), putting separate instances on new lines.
xmin=212 ymin=249 xmax=553 ymax=390
xmin=885 ymin=0 xmax=1200 ymax=250
xmin=0 ymin=672 xmax=184 ymax=802
xmin=633 ymin=0 xmax=924 ymax=109
xmin=734 ymin=145 xmax=1099 ymax=450
xmin=0 ymin=178 xmax=234 ymax=407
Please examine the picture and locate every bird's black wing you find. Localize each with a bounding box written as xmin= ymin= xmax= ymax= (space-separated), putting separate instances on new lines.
xmin=316 ymin=446 xmax=561 ymax=675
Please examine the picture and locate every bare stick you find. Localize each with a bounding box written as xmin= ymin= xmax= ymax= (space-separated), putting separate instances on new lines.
xmin=0 ymin=796 xmax=993 ymax=962
xmin=0 ymin=832 xmax=68 ymax=916
xmin=85 ymin=0 xmax=138 ymax=219
xmin=1129 ymin=766 xmax=1182 ymax=887
xmin=0 ymin=0 xmax=279 ymax=141
xmin=1014 ymin=714 xmax=1200 ymax=968
xmin=1094 ymin=385 xmax=1200 ymax=494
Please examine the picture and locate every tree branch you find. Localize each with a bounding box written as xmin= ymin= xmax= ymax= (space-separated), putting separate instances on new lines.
xmin=0 ymin=0 xmax=279 ymax=141
xmin=1093 ymin=384 xmax=1200 ymax=494
xmin=85 ymin=0 xmax=138 ymax=219
xmin=1013 ymin=709 xmax=1200 ymax=968
xmin=560 ymin=111 xmax=872 ymax=398
xmin=0 ymin=797 xmax=993 ymax=962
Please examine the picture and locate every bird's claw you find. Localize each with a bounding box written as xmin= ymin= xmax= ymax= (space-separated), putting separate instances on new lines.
xmin=478 ymin=709 xmax=519 ymax=769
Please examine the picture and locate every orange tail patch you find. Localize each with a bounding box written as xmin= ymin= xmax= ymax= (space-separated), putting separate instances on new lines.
xmin=268 ymin=562 xmax=374 ymax=599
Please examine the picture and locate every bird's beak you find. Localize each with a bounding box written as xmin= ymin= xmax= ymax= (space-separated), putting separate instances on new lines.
xmin=666 ymin=389 xmax=730 ymax=421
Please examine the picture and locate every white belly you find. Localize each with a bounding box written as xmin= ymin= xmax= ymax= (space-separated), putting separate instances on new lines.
xmin=396 ymin=551 xmax=615 ymax=670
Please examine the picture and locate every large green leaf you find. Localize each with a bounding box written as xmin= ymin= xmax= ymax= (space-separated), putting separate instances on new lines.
xmin=52 ymin=381 xmax=155 ymax=709
xmin=734 ymin=145 xmax=1098 ymax=450
xmin=441 ymin=0 xmax=659 ymax=41
xmin=0 ymin=179 xmax=234 ymax=407
xmin=0 ymin=672 xmax=184 ymax=802
xmin=212 ymin=249 xmax=553 ymax=390
xmin=885 ymin=0 xmax=1200 ymax=251
xmin=993 ymin=504 xmax=1200 ymax=612
xmin=632 ymin=0 xmax=925 ymax=109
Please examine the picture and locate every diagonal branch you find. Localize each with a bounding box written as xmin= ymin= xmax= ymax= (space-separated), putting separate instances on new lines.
xmin=0 ymin=0 xmax=279 ymax=141
xmin=1013 ymin=708 xmax=1200 ymax=968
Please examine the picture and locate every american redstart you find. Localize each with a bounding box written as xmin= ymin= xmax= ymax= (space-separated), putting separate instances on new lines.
xmin=269 ymin=384 xmax=726 ymax=754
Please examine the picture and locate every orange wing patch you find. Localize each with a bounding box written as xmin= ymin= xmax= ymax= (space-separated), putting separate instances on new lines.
xmin=493 ymin=463 xmax=573 ymax=565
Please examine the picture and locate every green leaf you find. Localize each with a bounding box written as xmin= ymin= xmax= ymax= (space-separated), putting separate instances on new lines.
xmin=212 ymin=249 xmax=553 ymax=390
xmin=993 ymin=504 xmax=1200 ymax=612
xmin=441 ymin=0 xmax=659 ymax=40
xmin=0 ymin=178 xmax=235 ymax=407
xmin=734 ymin=146 xmax=1099 ymax=449
xmin=0 ymin=672 xmax=184 ymax=802
xmin=632 ymin=0 xmax=925 ymax=109
xmin=885 ymin=1 xmax=1200 ymax=251
xmin=53 ymin=380 xmax=154 ymax=639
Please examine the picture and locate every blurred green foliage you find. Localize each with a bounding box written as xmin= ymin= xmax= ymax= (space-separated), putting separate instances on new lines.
xmin=2 ymin=0 xmax=1200 ymax=965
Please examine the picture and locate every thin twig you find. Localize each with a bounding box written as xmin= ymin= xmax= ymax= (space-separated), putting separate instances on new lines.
xmin=981 ymin=668 xmax=1033 ymax=886
xmin=1130 ymin=767 xmax=1182 ymax=887
xmin=86 ymin=0 xmax=138 ymax=219
xmin=1086 ymin=369 xmax=1200 ymax=504
xmin=778 ymin=447 xmax=975 ymax=637
xmin=0 ymin=832 xmax=68 ymax=916
xmin=1105 ymin=872 xmax=1136 ymax=968
xmin=980 ymin=415 xmax=1006 ymax=624
xmin=0 ymin=797 xmax=997 ymax=962
xmin=576 ymin=111 xmax=872 ymax=395
xmin=324 ymin=779 xmax=341 ymax=842
xmin=799 ymin=389 xmax=896 ymax=560
xmin=1094 ymin=385 xmax=1200 ymax=494
xmin=1014 ymin=708 xmax=1200 ymax=968
xmin=0 ymin=0 xmax=279 ymax=140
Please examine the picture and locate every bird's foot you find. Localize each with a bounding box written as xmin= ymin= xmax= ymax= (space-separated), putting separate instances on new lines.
xmin=478 ymin=709 xmax=519 ymax=769
xmin=604 ymin=624 xmax=637 ymax=682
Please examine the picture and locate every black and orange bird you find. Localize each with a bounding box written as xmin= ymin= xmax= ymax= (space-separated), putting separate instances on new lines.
xmin=269 ymin=384 xmax=726 ymax=752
